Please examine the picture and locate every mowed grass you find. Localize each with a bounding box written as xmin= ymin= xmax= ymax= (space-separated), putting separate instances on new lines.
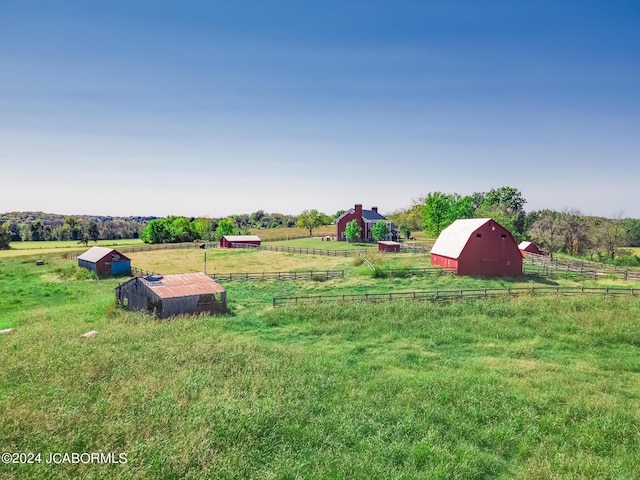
xmin=2 ymin=239 xmax=145 ymax=258
xmin=267 ymin=237 xmax=378 ymax=250
xmin=249 ymin=225 xmax=335 ymax=240
xmin=127 ymin=248 xmax=352 ymax=275
xmin=2 ymin=256 xmax=640 ymax=479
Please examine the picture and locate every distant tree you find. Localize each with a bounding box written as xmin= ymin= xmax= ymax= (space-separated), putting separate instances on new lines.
xmin=30 ymin=220 xmax=45 ymax=241
xmin=561 ymin=208 xmax=588 ymax=255
xmin=141 ymin=219 xmax=172 ymax=244
xmin=371 ymin=220 xmax=389 ymax=242
xmin=0 ymin=222 xmax=12 ymax=250
xmin=400 ymin=225 xmax=412 ymax=240
xmin=622 ymin=218 xmax=640 ymax=247
xmin=53 ymin=224 xmax=72 ymax=241
xmin=422 ymin=192 xmax=474 ymax=236
xmin=344 ymin=220 xmax=362 ymax=243
xmin=387 ymin=198 xmax=423 ymax=237
xmin=334 ymin=210 xmax=346 ymax=219
xmin=296 ymin=209 xmax=330 ymax=236
xmin=167 ymin=216 xmax=196 ymax=242
xmin=596 ymin=212 xmax=628 ymax=262
xmin=86 ymin=221 xmax=100 ymax=243
xmin=475 ymin=186 xmax=527 ymax=239
xmin=192 ymin=217 xmax=214 ymax=241
xmin=529 ymin=210 xmax=564 ymax=260
xmin=215 ymin=218 xmax=235 ymax=241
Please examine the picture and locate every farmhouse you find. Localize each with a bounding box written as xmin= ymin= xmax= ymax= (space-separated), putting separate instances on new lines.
xmin=336 ymin=204 xmax=398 ymax=242
xmin=518 ymin=241 xmax=544 ymax=256
xmin=378 ymin=241 xmax=401 ymax=252
xmin=115 ymin=272 xmax=226 ymax=319
xmin=77 ymin=246 xmax=131 ymax=277
xmin=430 ymin=218 xmax=522 ymax=277
xmin=219 ymin=235 xmax=262 ymax=248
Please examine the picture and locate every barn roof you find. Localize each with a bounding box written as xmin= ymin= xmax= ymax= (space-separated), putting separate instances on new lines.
xmin=430 ymin=218 xmax=493 ymax=259
xmin=222 ymin=235 xmax=262 ymax=242
xmin=141 ymin=272 xmax=225 ymax=299
xmin=518 ymin=241 xmax=532 ymax=250
xmin=336 ymin=208 xmax=388 ymax=223
xmin=378 ymin=241 xmax=401 ymax=246
xmin=78 ymin=246 xmax=130 ymax=263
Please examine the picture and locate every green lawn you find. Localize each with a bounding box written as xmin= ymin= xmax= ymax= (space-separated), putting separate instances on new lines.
xmin=2 ymin=239 xmax=145 ymax=258
xmin=267 ymin=237 xmax=378 ymax=250
xmin=2 ymin=255 xmax=640 ymax=479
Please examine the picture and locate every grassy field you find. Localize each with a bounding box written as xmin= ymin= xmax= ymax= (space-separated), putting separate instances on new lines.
xmin=267 ymin=237 xmax=378 ymax=250
xmin=2 ymin=253 xmax=640 ymax=479
xmin=2 ymin=239 xmax=145 ymax=258
xmin=249 ymin=225 xmax=335 ymax=240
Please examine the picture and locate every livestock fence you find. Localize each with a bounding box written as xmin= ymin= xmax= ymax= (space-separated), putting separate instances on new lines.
xmin=523 ymin=253 xmax=640 ymax=281
xmin=230 ymin=243 xmax=356 ymax=257
xmin=208 ymin=270 xmax=344 ymax=282
xmin=61 ymin=241 xmax=220 ymax=259
xmin=273 ymin=285 xmax=638 ymax=307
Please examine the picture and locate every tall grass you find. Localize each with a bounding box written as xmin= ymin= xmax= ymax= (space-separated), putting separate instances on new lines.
xmin=2 ymin=257 xmax=640 ymax=479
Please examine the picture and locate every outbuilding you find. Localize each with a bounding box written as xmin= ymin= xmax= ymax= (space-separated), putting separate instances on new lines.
xmin=518 ymin=241 xmax=544 ymax=256
xmin=115 ymin=272 xmax=226 ymax=319
xmin=77 ymin=246 xmax=131 ymax=277
xmin=219 ymin=235 xmax=262 ymax=248
xmin=430 ymin=218 xmax=522 ymax=277
xmin=378 ymin=241 xmax=401 ymax=253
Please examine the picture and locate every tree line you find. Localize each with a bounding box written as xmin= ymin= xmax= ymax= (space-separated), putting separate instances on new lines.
xmin=387 ymin=186 xmax=640 ymax=266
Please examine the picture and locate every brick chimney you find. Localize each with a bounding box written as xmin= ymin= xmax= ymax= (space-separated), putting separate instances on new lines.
xmin=371 ymin=206 xmax=378 ymax=213
xmin=354 ymin=204 xmax=363 ymax=230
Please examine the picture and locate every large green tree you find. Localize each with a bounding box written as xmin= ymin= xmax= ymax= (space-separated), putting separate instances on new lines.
xmin=475 ymin=186 xmax=527 ymax=239
xmin=296 ymin=209 xmax=330 ymax=236
xmin=371 ymin=220 xmax=389 ymax=242
xmin=529 ymin=210 xmax=565 ymax=260
xmin=215 ymin=218 xmax=235 ymax=241
xmin=422 ymin=192 xmax=474 ymax=236
xmin=344 ymin=220 xmax=362 ymax=243
xmin=0 ymin=222 xmax=12 ymax=250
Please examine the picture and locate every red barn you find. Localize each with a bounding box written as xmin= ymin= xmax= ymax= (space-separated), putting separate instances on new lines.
xmin=430 ymin=218 xmax=522 ymax=277
xmin=336 ymin=204 xmax=398 ymax=242
xmin=77 ymin=246 xmax=131 ymax=277
xmin=219 ymin=235 xmax=261 ymax=248
xmin=378 ymin=241 xmax=401 ymax=252
xmin=518 ymin=241 xmax=544 ymax=256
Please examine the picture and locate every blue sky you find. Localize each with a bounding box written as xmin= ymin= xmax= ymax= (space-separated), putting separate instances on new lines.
xmin=1 ymin=0 xmax=639 ymax=218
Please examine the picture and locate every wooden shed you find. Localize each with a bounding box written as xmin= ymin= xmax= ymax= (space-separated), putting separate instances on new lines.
xmin=430 ymin=218 xmax=522 ymax=277
xmin=78 ymin=246 xmax=131 ymax=277
xmin=219 ymin=235 xmax=261 ymax=248
xmin=378 ymin=241 xmax=401 ymax=252
xmin=518 ymin=241 xmax=544 ymax=256
xmin=115 ymin=272 xmax=226 ymax=319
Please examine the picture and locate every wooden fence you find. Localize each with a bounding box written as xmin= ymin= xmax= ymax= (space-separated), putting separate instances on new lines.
xmin=62 ymin=242 xmax=219 ymax=259
xmin=523 ymin=253 xmax=640 ymax=281
xmin=209 ymin=270 xmax=344 ymax=282
xmin=273 ymin=285 xmax=638 ymax=307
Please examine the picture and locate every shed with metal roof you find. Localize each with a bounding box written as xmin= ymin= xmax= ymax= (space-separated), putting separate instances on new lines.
xmin=518 ymin=241 xmax=544 ymax=256
xmin=219 ymin=235 xmax=262 ymax=248
xmin=378 ymin=241 xmax=401 ymax=252
xmin=78 ymin=246 xmax=131 ymax=277
xmin=115 ymin=272 xmax=226 ymax=318
xmin=430 ymin=218 xmax=522 ymax=277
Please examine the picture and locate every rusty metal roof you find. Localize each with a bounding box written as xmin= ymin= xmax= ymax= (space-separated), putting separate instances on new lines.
xmin=141 ymin=272 xmax=225 ymax=299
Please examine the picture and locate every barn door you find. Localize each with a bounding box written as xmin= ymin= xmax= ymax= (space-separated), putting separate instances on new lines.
xmin=481 ymin=259 xmax=499 ymax=276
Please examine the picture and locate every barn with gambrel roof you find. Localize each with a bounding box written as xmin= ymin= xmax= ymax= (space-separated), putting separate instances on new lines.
xmin=430 ymin=218 xmax=522 ymax=277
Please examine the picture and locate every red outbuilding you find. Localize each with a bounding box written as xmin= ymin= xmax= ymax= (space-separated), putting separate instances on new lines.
xmin=77 ymin=246 xmax=131 ymax=277
xmin=219 ymin=235 xmax=262 ymax=248
xmin=430 ymin=218 xmax=522 ymax=277
xmin=378 ymin=241 xmax=401 ymax=252
xmin=518 ymin=241 xmax=544 ymax=256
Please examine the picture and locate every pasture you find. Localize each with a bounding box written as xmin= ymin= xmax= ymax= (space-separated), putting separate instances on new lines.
xmin=2 ymin=247 xmax=640 ymax=479
xmin=3 ymin=239 xmax=145 ymax=258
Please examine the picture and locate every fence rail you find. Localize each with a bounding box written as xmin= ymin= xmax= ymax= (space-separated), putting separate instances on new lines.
xmin=62 ymin=241 xmax=220 ymax=259
xmin=209 ymin=270 xmax=344 ymax=282
xmin=273 ymin=285 xmax=638 ymax=307
xmin=523 ymin=254 xmax=640 ymax=281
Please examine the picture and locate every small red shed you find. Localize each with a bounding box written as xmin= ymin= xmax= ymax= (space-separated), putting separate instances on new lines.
xmin=378 ymin=241 xmax=401 ymax=252
xmin=518 ymin=241 xmax=544 ymax=256
xmin=219 ymin=235 xmax=262 ymax=248
xmin=430 ymin=218 xmax=522 ymax=277
xmin=78 ymin=246 xmax=131 ymax=277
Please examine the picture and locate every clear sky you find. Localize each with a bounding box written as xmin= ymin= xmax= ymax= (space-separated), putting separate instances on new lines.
xmin=1 ymin=0 xmax=639 ymax=218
